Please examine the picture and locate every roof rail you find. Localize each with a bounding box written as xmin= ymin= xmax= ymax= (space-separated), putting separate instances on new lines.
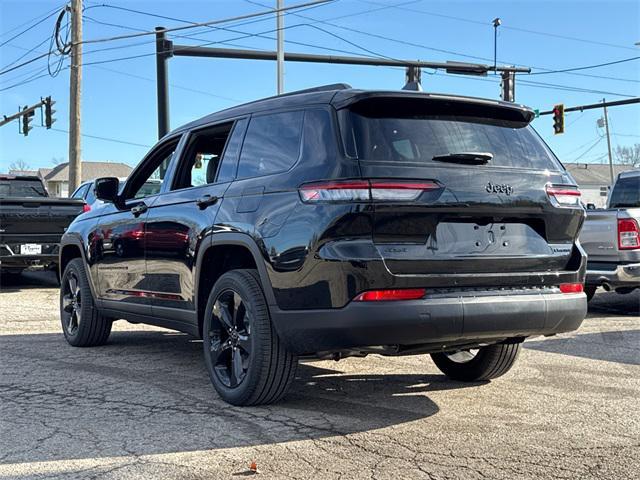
xmin=278 ymin=83 xmax=352 ymax=98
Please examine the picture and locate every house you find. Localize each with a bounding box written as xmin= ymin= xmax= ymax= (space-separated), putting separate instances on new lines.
xmin=38 ymin=162 xmax=132 ymax=197
xmin=564 ymin=163 xmax=637 ymax=208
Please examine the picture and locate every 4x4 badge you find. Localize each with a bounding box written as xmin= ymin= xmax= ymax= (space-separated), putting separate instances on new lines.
xmin=486 ymin=182 xmax=513 ymax=196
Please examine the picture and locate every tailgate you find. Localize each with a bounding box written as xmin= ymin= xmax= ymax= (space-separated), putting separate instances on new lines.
xmin=338 ymin=94 xmax=584 ymax=278
xmin=580 ymin=209 xmax=619 ymax=263
xmin=364 ymin=164 xmax=582 ymax=275
xmin=0 ymin=198 xmax=84 ymax=239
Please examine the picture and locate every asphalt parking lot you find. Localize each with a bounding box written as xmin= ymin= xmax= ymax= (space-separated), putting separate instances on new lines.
xmin=0 ymin=271 xmax=638 ymax=479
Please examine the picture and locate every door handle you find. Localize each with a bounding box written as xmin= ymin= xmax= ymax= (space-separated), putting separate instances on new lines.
xmin=131 ymin=203 xmax=148 ymax=217
xmin=196 ymin=194 xmax=219 ymax=209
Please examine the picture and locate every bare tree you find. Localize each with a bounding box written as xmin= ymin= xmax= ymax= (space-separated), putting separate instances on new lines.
xmin=51 ymin=157 xmax=64 ymax=165
xmin=614 ymin=144 xmax=640 ymax=168
xmin=8 ymin=159 xmax=31 ymax=172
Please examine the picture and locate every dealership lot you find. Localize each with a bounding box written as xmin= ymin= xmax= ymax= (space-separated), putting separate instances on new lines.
xmin=0 ymin=271 xmax=638 ymax=480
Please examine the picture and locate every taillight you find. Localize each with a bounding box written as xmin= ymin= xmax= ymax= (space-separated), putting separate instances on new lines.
xmin=82 ymin=203 xmax=91 ymax=213
xmin=299 ymin=179 xmax=440 ymax=203
xmin=546 ymin=184 xmax=581 ymax=207
xmin=618 ymin=218 xmax=640 ymax=250
xmin=353 ymin=288 xmax=427 ymax=301
xmin=559 ymin=283 xmax=584 ymax=294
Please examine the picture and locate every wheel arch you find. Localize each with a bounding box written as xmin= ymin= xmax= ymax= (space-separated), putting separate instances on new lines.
xmin=59 ymin=236 xmax=98 ymax=300
xmin=195 ymin=233 xmax=277 ymax=337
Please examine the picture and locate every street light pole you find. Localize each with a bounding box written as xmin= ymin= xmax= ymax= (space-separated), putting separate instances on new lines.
xmin=276 ymin=0 xmax=284 ymax=94
xmin=492 ymin=18 xmax=501 ymax=74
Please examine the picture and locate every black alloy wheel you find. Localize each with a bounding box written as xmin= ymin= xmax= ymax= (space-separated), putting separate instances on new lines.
xmin=208 ymin=289 xmax=252 ymax=388
xmin=59 ymin=258 xmax=112 ymax=347
xmin=202 ymin=269 xmax=297 ymax=406
xmin=61 ymin=271 xmax=82 ymax=336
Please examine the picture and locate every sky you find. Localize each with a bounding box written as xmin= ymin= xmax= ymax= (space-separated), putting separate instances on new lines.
xmin=0 ymin=0 xmax=639 ymax=173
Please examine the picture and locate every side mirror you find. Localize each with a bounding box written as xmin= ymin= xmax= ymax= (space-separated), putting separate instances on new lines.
xmin=94 ymin=177 xmax=120 ymax=203
xmin=586 ymin=203 xmax=596 ymax=210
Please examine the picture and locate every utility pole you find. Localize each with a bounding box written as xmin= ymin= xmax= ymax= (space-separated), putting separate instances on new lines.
xmin=68 ymin=0 xmax=83 ymax=195
xmin=602 ymin=98 xmax=615 ymax=185
xmin=276 ymin=0 xmax=285 ymax=94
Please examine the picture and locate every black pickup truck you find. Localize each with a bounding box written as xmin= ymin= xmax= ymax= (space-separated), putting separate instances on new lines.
xmin=0 ymin=175 xmax=84 ymax=276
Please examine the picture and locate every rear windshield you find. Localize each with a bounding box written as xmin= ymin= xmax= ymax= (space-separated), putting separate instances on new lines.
xmin=339 ymin=104 xmax=562 ymax=171
xmin=0 ymin=179 xmax=47 ymax=197
xmin=609 ymin=175 xmax=640 ymax=209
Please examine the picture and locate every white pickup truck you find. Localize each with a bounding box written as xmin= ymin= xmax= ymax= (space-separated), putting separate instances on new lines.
xmin=580 ymin=169 xmax=640 ymax=301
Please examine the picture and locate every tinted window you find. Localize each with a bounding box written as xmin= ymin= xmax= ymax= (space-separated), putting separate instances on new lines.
xmin=217 ymin=118 xmax=248 ymax=183
xmin=237 ymin=111 xmax=304 ymax=179
xmin=126 ymin=137 xmax=180 ymax=200
xmin=0 ymin=179 xmax=47 ymax=197
xmin=173 ymin=122 xmax=235 ymax=190
xmin=85 ymin=183 xmax=97 ymax=204
xmin=609 ymin=175 xmax=640 ymax=208
xmin=340 ymin=107 xmax=561 ymax=171
xmin=72 ymin=183 xmax=90 ymax=199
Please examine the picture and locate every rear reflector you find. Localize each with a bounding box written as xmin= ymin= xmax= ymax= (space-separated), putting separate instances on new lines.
xmin=559 ymin=283 xmax=584 ymax=294
xmin=618 ymin=218 xmax=640 ymax=250
xmin=546 ymin=184 xmax=581 ymax=207
xmin=353 ymin=288 xmax=427 ymax=301
xmin=82 ymin=203 xmax=91 ymax=213
xmin=299 ymin=179 xmax=440 ymax=203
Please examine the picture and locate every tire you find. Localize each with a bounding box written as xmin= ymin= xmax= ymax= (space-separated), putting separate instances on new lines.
xmin=203 ymin=269 xmax=297 ymax=406
xmin=431 ymin=343 xmax=521 ymax=382
xmin=60 ymin=258 xmax=112 ymax=347
xmin=584 ymin=285 xmax=597 ymax=302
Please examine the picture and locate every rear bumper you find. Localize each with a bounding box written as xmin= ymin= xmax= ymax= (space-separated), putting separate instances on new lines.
xmin=271 ymin=290 xmax=587 ymax=355
xmin=0 ymin=243 xmax=59 ymax=271
xmin=586 ymin=262 xmax=640 ymax=289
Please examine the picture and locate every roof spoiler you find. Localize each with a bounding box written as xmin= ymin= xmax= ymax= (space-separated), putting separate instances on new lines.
xmin=334 ymin=91 xmax=536 ymax=127
xmin=277 ymin=83 xmax=352 ymax=98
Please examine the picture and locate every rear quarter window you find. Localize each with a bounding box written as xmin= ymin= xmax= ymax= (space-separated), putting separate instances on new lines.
xmin=236 ymin=110 xmax=304 ymax=179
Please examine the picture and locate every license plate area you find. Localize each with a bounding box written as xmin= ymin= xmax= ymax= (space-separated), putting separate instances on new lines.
xmin=20 ymin=244 xmax=42 ymax=255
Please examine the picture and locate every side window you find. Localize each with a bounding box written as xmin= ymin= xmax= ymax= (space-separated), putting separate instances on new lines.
xmin=85 ymin=184 xmax=97 ymax=204
xmin=125 ymin=136 xmax=181 ymax=200
xmin=217 ymin=118 xmax=248 ymax=183
xmin=173 ymin=122 xmax=235 ymax=190
xmin=72 ymin=183 xmax=89 ymax=199
xmin=237 ymin=110 xmax=304 ymax=179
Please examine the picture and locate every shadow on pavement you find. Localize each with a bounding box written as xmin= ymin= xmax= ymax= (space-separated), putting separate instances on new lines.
xmin=0 ymin=270 xmax=59 ymax=291
xmin=526 ymin=329 xmax=640 ymax=366
xmin=0 ymin=329 xmax=468 ymax=465
xmin=587 ymin=289 xmax=639 ymax=317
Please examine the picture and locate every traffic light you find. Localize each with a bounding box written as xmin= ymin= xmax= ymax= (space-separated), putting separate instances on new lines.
xmin=500 ymin=71 xmax=515 ymax=102
xmin=21 ymin=108 xmax=34 ymax=136
xmin=44 ymin=96 xmax=56 ymax=129
xmin=553 ymin=104 xmax=565 ymax=135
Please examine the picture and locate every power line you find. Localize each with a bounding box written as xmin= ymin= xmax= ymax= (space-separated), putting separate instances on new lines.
xmin=359 ymin=0 xmax=639 ymax=52
xmin=572 ymin=137 xmax=605 ymax=162
xmin=83 ymin=6 xmax=393 ymax=61
xmin=244 ymin=0 xmax=639 ymax=85
xmin=0 ymin=6 xmax=63 ymax=47
xmin=0 ymin=52 xmax=51 ymax=76
xmin=35 ymin=125 xmax=152 ymax=148
xmin=77 ymin=0 xmax=335 ymax=46
xmin=529 ymin=56 xmax=640 ymax=75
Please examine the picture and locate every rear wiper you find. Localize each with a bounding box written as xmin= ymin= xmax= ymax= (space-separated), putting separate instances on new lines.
xmin=432 ymin=152 xmax=493 ymax=165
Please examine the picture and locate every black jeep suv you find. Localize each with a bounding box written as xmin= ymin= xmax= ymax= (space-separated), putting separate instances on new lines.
xmin=59 ymin=85 xmax=587 ymax=406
